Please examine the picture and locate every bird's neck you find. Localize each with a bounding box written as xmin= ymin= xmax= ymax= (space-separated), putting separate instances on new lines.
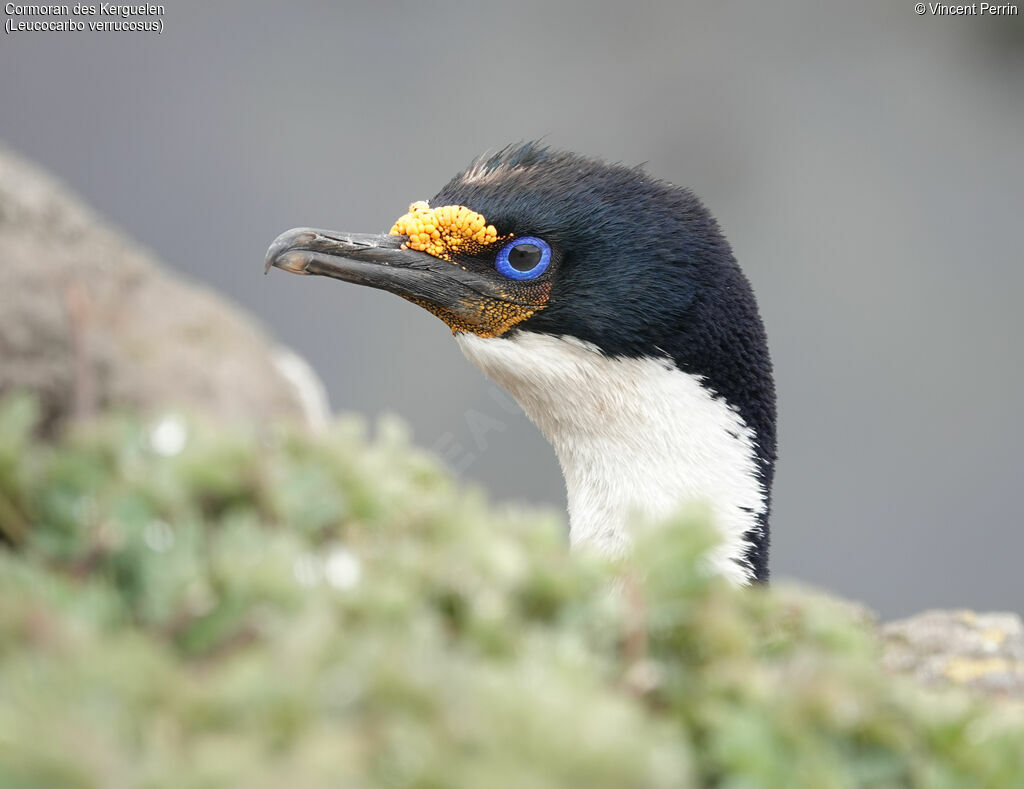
xmin=456 ymin=331 xmax=767 ymax=585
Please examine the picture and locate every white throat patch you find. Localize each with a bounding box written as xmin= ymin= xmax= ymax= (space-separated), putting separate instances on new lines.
xmin=456 ymin=331 xmax=766 ymax=585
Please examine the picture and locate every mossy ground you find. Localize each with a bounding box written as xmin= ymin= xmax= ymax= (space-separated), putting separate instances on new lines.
xmin=0 ymin=395 xmax=1021 ymax=788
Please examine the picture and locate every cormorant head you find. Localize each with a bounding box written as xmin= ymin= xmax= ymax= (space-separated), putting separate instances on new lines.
xmin=267 ymin=143 xmax=776 ymax=582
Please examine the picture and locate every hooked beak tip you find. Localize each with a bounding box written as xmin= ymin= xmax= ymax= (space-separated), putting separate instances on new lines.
xmin=264 ymin=228 xmax=319 ymax=275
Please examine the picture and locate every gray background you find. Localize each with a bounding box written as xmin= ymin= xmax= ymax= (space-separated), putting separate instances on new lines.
xmin=1 ymin=2 xmax=1021 ymax=618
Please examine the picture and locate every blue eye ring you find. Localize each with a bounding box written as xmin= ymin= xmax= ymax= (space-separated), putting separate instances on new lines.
xmin=495 ymin=236 xmax=551 ymax=281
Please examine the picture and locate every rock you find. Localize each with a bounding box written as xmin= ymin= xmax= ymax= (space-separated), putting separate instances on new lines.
xmin=882 ymin=609 xmax=1024 ymax=701
xmin=0 ymin=144 xmax=329 ymax=433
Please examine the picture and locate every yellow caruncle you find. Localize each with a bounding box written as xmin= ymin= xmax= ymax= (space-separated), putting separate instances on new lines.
xmin=390 ymin=201 xmax=508 ymax=261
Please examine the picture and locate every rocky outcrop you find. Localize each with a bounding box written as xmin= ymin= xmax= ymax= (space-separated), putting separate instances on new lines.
xmin=882 ymin=610 xmax=1024 ymax=701
xmin=0 ymin=144 xmax=328 ymax=433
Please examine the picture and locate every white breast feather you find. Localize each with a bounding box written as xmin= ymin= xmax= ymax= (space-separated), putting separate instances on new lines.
xmin=456 ymin=331 xmax=765 ymax=585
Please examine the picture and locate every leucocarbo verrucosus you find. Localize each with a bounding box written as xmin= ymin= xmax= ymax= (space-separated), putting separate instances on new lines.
xmin=266 ymin=143 xmax=776 ymax=584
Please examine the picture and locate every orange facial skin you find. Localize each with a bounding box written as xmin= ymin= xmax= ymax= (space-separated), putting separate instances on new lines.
xmin=388 ymin=201 xmax=550 ymax=337
xmin=390 ymin=202 xmax=507 ymax=260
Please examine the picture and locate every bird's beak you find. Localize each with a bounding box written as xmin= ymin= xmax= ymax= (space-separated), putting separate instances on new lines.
xmin=265 ymin=227 xmax=544 ymax=336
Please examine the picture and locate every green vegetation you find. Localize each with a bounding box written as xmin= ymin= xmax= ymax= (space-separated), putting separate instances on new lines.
xmin=0 ymin=394 xmax=1021 ymax=788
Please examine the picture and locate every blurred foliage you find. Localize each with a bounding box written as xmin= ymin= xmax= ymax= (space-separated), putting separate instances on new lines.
xmin=0 ymin=393 xmax=1021 ymax=789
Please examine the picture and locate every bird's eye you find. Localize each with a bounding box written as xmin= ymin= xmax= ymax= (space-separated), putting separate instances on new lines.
xmin=495 ymin=237 xmax=551 ymax=281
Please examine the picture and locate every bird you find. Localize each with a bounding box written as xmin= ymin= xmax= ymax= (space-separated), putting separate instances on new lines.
xmin=265 ymin=143 xmax=776 ymax=585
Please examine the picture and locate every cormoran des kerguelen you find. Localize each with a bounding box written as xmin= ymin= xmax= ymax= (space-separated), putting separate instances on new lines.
xmin=266 ymin=144 xmax=776 ymax=584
